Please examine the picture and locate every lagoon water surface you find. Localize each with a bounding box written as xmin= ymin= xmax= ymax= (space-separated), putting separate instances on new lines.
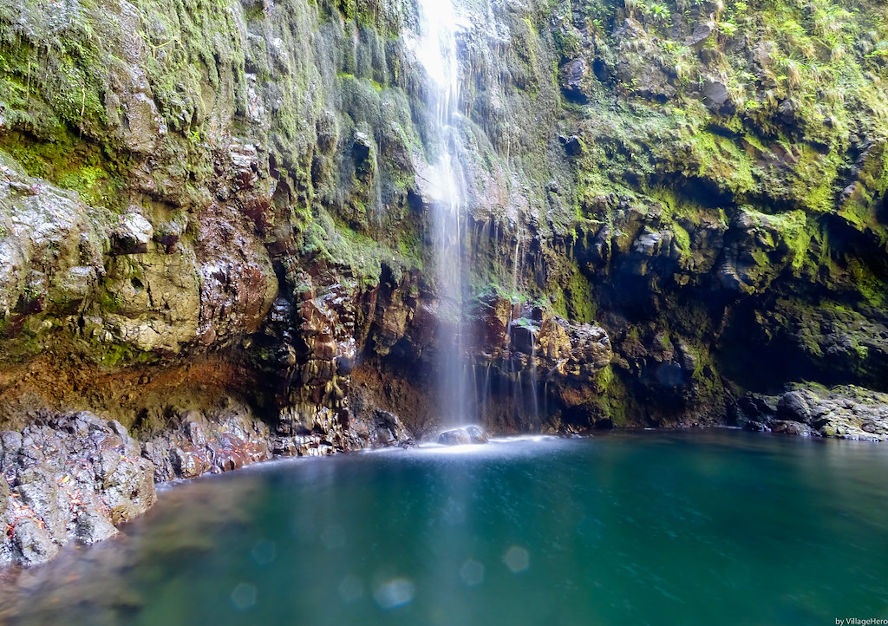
xmin=1 ymin=431 xmax=887 ymax=625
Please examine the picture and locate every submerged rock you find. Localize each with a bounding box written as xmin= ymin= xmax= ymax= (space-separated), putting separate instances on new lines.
xmin=437 ymin=425 xmax=489 ymax=446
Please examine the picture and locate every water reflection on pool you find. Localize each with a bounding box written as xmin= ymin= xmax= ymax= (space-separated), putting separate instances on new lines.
xmin=1 ymin=431 xmax=887 ymax=625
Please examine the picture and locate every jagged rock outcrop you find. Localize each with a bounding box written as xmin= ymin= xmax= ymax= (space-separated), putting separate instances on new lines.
xmin=738 ymin=385 xmax=888 ymax=441
xmin=0 ymin=412 xmax=155 ymax=566
xmin=0 ymin=398 xmax=414 ymax=567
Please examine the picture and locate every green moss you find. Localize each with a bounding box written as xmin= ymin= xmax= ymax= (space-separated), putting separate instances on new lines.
xmin=96 ymin=341 xmax=160 ymax=368
xmin=0 ymin=19 xmax=107 ymax=137
xmin=397 ymin=229 xmax=423 ymax=266
xmin=846 ymin=259 xmax=888 ymax=308
xmin=0 ymin=131 xmax=127 ymax=211
xmin=95 ymin=286 xmax=123 ymax=314
xmin=671 ymin=222 xmax=691 ymax=256
xmin=553 ymin=267 xmax=597 ymax=323
xmin=594 ymin=364 xmax=614 ymax=394
xmin=599 ymin=368 xmax=630 ymax=427
xmin=299 ymin=209 xmax=421 ymax=289
xmin=791 ymin=144 xmax=842 ymax=214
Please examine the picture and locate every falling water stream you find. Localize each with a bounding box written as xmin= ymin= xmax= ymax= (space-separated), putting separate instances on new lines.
xmin=415 ymin=0 xmax=472 ymax=426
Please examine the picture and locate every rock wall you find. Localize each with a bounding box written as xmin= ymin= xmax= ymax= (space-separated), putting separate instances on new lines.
xmin=0 ymin=0 xmax=885 ymax=487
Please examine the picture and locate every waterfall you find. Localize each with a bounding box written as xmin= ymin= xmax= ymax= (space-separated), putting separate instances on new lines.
xmin=510 ymin=230 xmax=523 ymax=300
xmin=415 ymin=0 xmax=472 ymax=425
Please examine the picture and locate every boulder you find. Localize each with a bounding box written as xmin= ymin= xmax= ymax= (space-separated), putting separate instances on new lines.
xmin=369 ymin=410 xmax=414 ymax=448
xmin=777 ymin=390 xmax=813 ymax=423
xmin=437 ymin=425 xmax=489 ymax=446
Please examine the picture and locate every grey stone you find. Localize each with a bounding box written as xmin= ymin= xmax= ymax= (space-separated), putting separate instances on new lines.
xmin=778 ymin=391 xmax=813 ymax=423
xmin=0 ymin=413 xmax=156 ymax=567
xmin=437 ymin=425 xmax=488 ymax=446
xmin=687 ymin=23 xmax=714 ymax=46
xmin=703 ymin=80 xmax=729 ymax=107
xmin=111 ymin=212 xmax=154 ymax=255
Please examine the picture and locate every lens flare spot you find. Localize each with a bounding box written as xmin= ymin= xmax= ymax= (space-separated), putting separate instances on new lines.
xmin=373 ymin=578 xmax=415 ymax=609
xmin=503 ymin=546 xmax=530 ymax=573
xmin=231 ymin=583 xmax=257 ymax=610
xmin=459 ymin=559 xmax=485 ymax=586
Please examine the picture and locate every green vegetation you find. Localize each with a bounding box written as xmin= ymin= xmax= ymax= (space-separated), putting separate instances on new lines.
xmin=0 ymin=0 xmax=886 ymax=430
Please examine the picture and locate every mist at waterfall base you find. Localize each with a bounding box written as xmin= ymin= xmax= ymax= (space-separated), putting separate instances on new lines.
xmin=2 ymin=432 xmax=887 ymax=625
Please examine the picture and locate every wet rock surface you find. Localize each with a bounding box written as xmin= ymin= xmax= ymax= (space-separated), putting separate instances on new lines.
xmin=0 ymin=398 xmax=416 ymax=567
xmin=140 ymin=407 xmax=274 ymax=483
xmin=0 ymin=0 xmax=884 ymax=440
xmin=0 ymin=412 xmax=155 ymax=567
xmin=437 ymin=425 xmax=489 ymax=446
xmin=471 ymin=293 xmax=614 ymax=428
xmin=738 ymin=385 xmax=888 ymax=442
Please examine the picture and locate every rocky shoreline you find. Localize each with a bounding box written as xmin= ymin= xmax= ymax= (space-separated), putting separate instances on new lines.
xmin=3 ymin=381 xmax=886 ymax=568
xmin=737 ymin=385 xmax=888 ymax=442
xmin=0 ymin=403 xmax=414 ymax=568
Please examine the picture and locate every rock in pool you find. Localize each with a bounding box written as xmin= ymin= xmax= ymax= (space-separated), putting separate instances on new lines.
xmin=437 ymin=426 xmax=489 ymax=446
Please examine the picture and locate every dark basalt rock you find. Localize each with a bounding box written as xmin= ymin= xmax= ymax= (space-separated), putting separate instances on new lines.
xmin=702 ymin=80 xmax=730 ymax=110
xmin=777 ymin=391 xmax=812 ymax=423
xmin=367 ymin=410 xmax=415 ymax=448
xmin=560 ymin=57 xmax=590 ymax=103
xmin=559 ymin=135 xmax=584 ymax=157
xmin=686 ymin=23 xmax=714 ymax=47
xmin=142 ymin=408 xmax=274 ymax=482
xmin=352 ymin=131 xmax=373 ymax=165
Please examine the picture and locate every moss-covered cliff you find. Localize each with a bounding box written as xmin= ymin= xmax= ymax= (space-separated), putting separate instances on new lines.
xmin=0 ymin=0 xmax=886 ymax=439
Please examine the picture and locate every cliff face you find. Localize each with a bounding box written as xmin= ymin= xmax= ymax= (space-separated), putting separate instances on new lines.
xmin=0 ymin=0 xmax=886 ymax=441
xmin=1 ymin=0 xmax=888 ymax=567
